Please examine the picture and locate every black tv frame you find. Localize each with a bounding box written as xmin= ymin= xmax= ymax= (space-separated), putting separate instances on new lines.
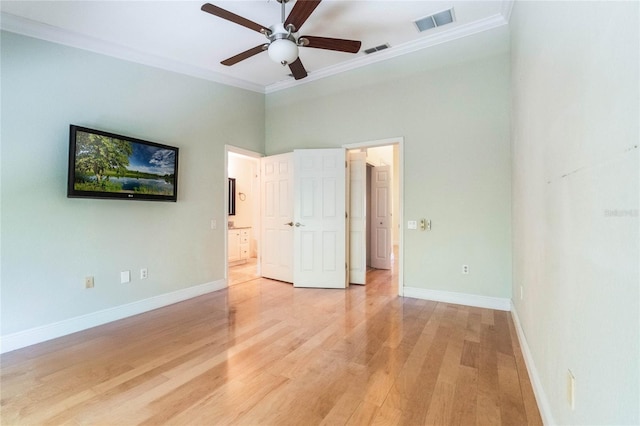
xmin=67 ymin=125 xmax=179 ymax=202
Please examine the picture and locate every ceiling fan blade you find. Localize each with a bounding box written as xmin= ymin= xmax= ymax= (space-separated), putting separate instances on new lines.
xmin=284 ymin=0 xmax=322 ymax=31
xmin=221 ymin=44 xmax=267 ymax=66
xmin=201 ymin=3 xmax=269 ymax=34
xmin=301 ymin=36 xmax=361 ymax=53
xmin=288 ymin=58 xmax=308 ymax=80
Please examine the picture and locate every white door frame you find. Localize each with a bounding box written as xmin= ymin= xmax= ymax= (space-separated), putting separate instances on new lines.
xmin=343 ymin=137 xmax=404 ymax=297
xmin=225 ymin=145 xmax=263 ymax=286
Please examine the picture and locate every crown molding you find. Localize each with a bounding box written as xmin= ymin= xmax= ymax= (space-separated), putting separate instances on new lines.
xmin=265 ymin=12 xmax=508 ymax=93
xmin=0 ymin=12 xmax=265 ymax=94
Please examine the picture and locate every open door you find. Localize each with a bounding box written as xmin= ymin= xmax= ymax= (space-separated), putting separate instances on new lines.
xmin=348 ymin=151 xmax=366 ymax=284
xmin=261 ymin=152 xmax=294 ymax=282
xmin=371 ymin=165 xmax=391 ymax=270
xmin=261 ymin=149 xmax=347 ymax=289
xmin=293 ymin=148 xmax=347 ymax=288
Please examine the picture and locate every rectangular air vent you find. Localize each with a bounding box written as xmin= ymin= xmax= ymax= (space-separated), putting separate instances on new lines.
xmin=364 ymin=43 xmax=390 ymax=55
xmin=414 ymin=8 xmax=455 ymax=32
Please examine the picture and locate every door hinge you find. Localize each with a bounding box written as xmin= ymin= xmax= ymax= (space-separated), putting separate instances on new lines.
xmin=345 ymin=211 xmax=348 ymax=218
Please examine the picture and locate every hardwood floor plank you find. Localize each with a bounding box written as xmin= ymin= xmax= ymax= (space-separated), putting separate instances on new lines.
xmin=450 ymin=365 xmax=478 ymax=426
xmin=496 ymin=352 xmax=527 ymax=426
xmin=493 ymin=310 xmax=514 ymax=356
xmin=477 ymin=324 xmax=502 ymax=425
xmin=461 ymin=340 xmax=480 ymax=369
xmin=346 ymin=400 xmax=380 ymax=426
xmin=370 ymin=403 xmax=402 ymax=426
xmin=424 ymin=380 xmax=456 ymax=425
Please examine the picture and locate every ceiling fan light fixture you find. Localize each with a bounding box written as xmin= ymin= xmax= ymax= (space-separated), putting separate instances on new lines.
xmin=268 ymin=38 xmax=299 ymax=65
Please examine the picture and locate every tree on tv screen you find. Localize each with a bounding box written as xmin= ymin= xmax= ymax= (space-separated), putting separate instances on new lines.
xmin=75 ymin=131 xmax=133 ymax=186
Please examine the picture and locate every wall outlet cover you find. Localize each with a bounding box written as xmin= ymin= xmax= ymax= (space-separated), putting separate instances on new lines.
xmin=85 ymin=276 xmax=94 ymax=289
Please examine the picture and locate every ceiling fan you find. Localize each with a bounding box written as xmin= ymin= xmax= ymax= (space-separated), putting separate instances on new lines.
xmin=201 ymin=0 xmax=362 ymax=80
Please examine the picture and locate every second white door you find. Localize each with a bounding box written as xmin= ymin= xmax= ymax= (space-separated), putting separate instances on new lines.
xmin=293 ymin=148 xmax=347 ymax=288
xmin=371 ymin=165 xmax=391 ymax=270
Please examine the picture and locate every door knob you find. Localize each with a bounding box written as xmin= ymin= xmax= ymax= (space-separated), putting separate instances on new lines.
xmin=284 ymin=222 xmax=294 ymax=226
xmin=295 ymin=222 xmax=304 ymax=227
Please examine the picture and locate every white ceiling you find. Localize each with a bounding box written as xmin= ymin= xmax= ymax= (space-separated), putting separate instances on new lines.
xmin=0 ymin=0 xmax=512 ymax=93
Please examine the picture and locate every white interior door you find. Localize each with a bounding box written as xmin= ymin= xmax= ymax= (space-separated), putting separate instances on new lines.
xmin=293 ymin=148 xmax=347 ymax=288
xmin=348 ymin=151 xmax=366 ymax=284
xmin=260 ymin=153 xmax=294 ymax=282
xmin=371 ymin=165 xmax=391 ymax=270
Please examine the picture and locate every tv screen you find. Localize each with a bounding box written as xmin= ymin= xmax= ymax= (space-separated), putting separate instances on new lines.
xmin=67 ymin=125 xmax=179 ymax=202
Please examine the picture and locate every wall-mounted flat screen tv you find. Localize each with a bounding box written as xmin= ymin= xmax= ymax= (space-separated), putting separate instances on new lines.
xmin=67 ymin=125 xmax=179 ymax=202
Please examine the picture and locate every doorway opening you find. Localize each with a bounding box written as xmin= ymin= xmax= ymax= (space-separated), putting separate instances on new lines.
xmin=225 ymin=146 xmax=261 ymax=287
xmin=345 ymin=138 xmax=403 ymax=296
xmin=225 ymin=138 xmax=403 ymax=295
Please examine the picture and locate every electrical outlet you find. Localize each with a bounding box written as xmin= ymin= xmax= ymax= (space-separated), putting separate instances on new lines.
xmin=120 ymin=270 xmax=131 ymax=284
xmin=210 ymin=219 xmax=217 ymax=229
xmin=462 ymin=265 xmax=469 ymax=274
xmin=567 ymin=370 xmax=576 ymax=410
xmin=85 ymin=276 xmax=94 ymax=289
xmin=408 ymin=220 xmax=417 ymax=229
xmin=140 ymin=268 xmax=148 ymax=280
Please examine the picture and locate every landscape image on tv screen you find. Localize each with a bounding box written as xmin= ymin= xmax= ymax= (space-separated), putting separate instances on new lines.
xmin=69 ymin=126 xmax=178 ymax=201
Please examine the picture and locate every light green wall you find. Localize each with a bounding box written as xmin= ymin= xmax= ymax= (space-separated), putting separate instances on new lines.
xmin=267 ymin=26 xmax=512 ymax=298
xmin=1 ymin=32 xmax=264 ymax=335
xmin=510 ymin=2 xmax=639 ymax=424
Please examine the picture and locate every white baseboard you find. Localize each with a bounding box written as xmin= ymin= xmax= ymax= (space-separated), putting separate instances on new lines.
xmin=510 ymin=305 xmax=555 ymax=425
xmin=0 ymin=279 xmax=226 ymax=354
xmin=403 ymin=286 xmax=511 ymax=311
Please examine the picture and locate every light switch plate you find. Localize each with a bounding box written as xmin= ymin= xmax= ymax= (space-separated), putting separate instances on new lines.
xmin=120 ymin=270 xmax=131 ymax=284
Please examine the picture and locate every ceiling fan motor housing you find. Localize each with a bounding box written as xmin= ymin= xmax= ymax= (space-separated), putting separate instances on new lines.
xmin=267 ymin=23 xmax=299 ymax=65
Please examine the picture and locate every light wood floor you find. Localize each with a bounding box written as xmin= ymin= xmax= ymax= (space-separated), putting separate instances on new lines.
xmin=228 ymin=258 xmax=260 ymax=287
xmin=1 ymin=267 xmax=541 ymax=425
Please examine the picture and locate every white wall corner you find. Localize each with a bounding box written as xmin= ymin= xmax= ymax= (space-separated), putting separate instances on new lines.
xmin=403 ymin=286 xmax=511 ymax=311
xmin=510 ymin=305 xmax=556 ymax=426
xmin=501 ymin=0 xmax=515 ymax=23
xmin=0 ymin=279 xmax=226 ymax=354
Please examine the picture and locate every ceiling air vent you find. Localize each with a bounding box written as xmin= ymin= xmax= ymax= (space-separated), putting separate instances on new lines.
xmin=414 ymin=8 xmax=455 ymax=32
xmin=363 ymin=43 xmax=390 ymax=55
